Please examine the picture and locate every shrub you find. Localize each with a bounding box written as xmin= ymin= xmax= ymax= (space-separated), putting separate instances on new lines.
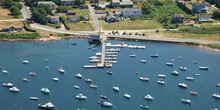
xmin=24 ymin=23 xmax=36 ymax=32
xmin=0 ymin=33 xmax=38 ymax=39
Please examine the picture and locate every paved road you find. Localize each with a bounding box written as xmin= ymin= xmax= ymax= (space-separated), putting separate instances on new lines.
xmin=88 ymin=5 xmax=102 ymax=32
xmin=20 ymin=2 xmax=31 ymax=20
xmin=0 ymin=19 xmax=24 ymax=22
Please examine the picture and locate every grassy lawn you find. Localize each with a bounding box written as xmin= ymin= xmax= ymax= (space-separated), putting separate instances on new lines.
xmin=158 ymin=31 xmax=220 ymax=41
xmin=46 ymin=23 xmax=61 ymax=29
xmin=68 ymin=22 xmax=94 ymax=31
xmin=101 ymin=20 xmax=163 ymax=30
xmin=0 ymin=7 xmax=21 ymax=20
xmin=207 ymin=44 xmax=220 ymax=49
xmin=200 ymin=22 xmax=220 ymax=28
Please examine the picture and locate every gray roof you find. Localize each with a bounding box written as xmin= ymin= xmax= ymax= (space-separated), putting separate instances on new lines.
xmin=193 ymin=3 xmax=206 ymax=7
xmin=120 ymin=0 xmax=133 ymax=5
xmin=173 ymin=14 xmax=184 ymax=18
xmin=38 ymin=1 xmax=55 ymax=4
xmin=106 ymin=15 xmax=116 ymax=21
xmin=68 ymin=16 xmax=80 ymax=20
xmin=121 ymin=9 xmax=141 ymax=12
xmin=197 ymin=15 xmax=210 ymax=18
xmin=112 ymin=0 xmax=120 ymax=3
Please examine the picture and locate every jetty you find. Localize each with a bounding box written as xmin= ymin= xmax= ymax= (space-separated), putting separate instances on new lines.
xmin=84 ymin=35 xmax=111 ymax=68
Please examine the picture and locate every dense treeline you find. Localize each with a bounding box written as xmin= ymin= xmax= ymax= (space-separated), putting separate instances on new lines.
xmin=24 ymin=0 xmax=60 ymax=7
xmin=212 ymin=9 xmax=220 ymax=20
xmin=177 ymin=2 xmax=194 ymax=15
xmin=0 ymin=33 xmax=38 ymax=39
xmin=4 ymin=0 xmax=22 ymax=15
xmin=206 ymin=0 xmax=220 ymax=8
xmin=31 ymin=4 xmax=53 ymax=24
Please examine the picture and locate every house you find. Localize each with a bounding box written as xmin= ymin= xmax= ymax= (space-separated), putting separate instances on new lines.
xmin=120 ymin=0 xmax=133 ymax=8
xmin=197 ymin=15 xmax=212 ymax=22
xmin=192 ymin=3 xmax=209 ymax=13
xmin=79 ymin=5 xmax=89 ymax=9
xmin=105 ymin=15 xmax=119 ymax=23
xmin=67 ymin=10 xmax=76 ymax=15
xmin=60 ymin=0 xmax=75 ymax=6
xmin=172 ymin=14 xmax=184 ymax=24
xmin=121 ymin=9 xmax=142 ymax=17
xmin=111 ymin=0 xmax=120 ymax=8
xmin=1 ymin=25 xmax=22 ymax=33
xmin=67 ymin=16 xmax=80 ymax=23
xmin=47 ymin=16 xmax=59 ymax=24
xmin=38 ymin=1 xmax=56 ymax=10
xmin=114 ymin=12 xmax=121 ymax=16
xmin=90 ymin=0 xmax=99 ymax=3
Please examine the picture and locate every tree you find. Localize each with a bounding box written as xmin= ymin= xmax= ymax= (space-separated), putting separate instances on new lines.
xmin=212 ymin=9 xmax=220 ymax=20
xmin=12 ymin=2 xmax=23 ymax=10
xmin=5 ymin=0 xmax=14 ymax=8
xmin=80 ymin=15 xmax=85 ymax=21
xmin=10 ymin=6 xmax=21 ymax=15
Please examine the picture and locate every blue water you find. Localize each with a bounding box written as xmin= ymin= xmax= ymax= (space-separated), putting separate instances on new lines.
xmin=0 ymin=39 xmax=220 ymax=110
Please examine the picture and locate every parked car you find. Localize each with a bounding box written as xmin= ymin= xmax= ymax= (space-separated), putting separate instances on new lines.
xmin=108 ymin=32 xmax=111 ymax=35
xmin=138 ymin=33 xmax=141 ymax=36
xmin=117 ymin=32 xmax=120 ymax=35
xmin=123 ymin=31 xmax=128 ymax=35
xmin=135 ymin=33 xmax=138 ymax=35
xmin=112 ymin=31 xmax=115 ymax=34
xmin=142 ymin=33 xmax=145 ymax=36
xmin=129 ymin=33 xmax=132 ymax=36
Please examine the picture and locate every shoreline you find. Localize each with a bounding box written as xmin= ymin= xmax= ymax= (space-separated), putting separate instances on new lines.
xmin=0 ymin=35 xmax=220 ymax=53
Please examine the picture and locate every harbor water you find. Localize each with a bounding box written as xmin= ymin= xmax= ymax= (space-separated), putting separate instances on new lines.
xmin=0 ymin=39 xmax=220 ymax=110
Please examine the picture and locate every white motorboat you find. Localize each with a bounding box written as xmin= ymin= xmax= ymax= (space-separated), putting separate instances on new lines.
xmin=74 ymin=85 xmax=80 ymax=89
xmin=186 ymin=77 xmax=194 ymax=81
xmin=3 ymin=83 xmax=13 ymax=87
xmin=199 ymin=66 xmax=209 ymax=70
xmin=45 ymin=59 xmax=49 ymax=62
xmin=171 ymin=70 xmax=179 ymax=75
xmin=96 ymin=52 xmax=102 ymax=56
xmin=53 ymin=78 xmax=59 ymax=81
xmin=75 ymin=73 xmax=82 ymax=78
xmin=140 ymin=105 xmax=149 ymax=109
xmin=85 ymin=78 xmax=92 ymax=82
xmin=89 ymin=56 xmax=100 ymax=59
xmin=100 ymin=100 xmax=113 ymax=107
xmin=113 ymin=86 xmax=119 ymax=91
xmin=58 ymin=68 xmax=65 ymax=73
xmin=23 ymin=78 xmax=28 ymax=82
xmin=157 ymin=74 xmax=166 ymax=78
xmin=124 ymin=94 xmax=131 ymax=99
xmin=2 ymin=70 xmax=8 ymax=74
xmin=181 ymin=99 xmax=191 ymax=104
xmin=129 ymin=54 xmax=136 ymax=57
xmin=194 ymin=74 xmax=200 ymax=76
xmin=76 ymin=94 xmax=87 ymax=100
xmin=29 ymin=72 xmax=36 ymax=76
xmin=179 ymin=83 xmax=187 ymax=88
xmin=90 ymin=84 xmax=98 ymax=88
xmin=171 ymin=59 xmax=175 ymax=62
xmin=30 ymin=97 xmax=40 ymax=100
xmin=166 ymin=62 xmax=173 ymax=66
xmin=22 ymin=60 xmax=29 ymax=64
xmin=9 ymin=87 xmax=19 ymax=92
xmin=140 ymin=60 xmax=147 ymax=63
xmin=144 ymin=94 xmax=153 ymax=100
xmin=216 ymin=84 xmax=220 ymax=87
xmin=177 ymin=56 xmax=182 ymax=59
xmin=179 ymin=67 xmax=187 ymax=71
xmin=41 ymin=88 xmax=50 ymax=94
xmin=38 ymin=102 xmax=54 ymax=109
xmin=45 ymin=66 xmax=49 ymax=69
xmin=107 ymin=71 xmax=112 ymax=75
xmin=139 ymin=77 xmax=149 ymax=81
xmin=213 ymin=93 xmax=220 ymax=99
xmin=157 ymin=80 xmax=166 ymax=85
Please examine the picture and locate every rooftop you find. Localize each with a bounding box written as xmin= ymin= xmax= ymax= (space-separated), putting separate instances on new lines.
xmin=112 ymin=0 xmax=120 ymax=3
xmin=68 ymin=10 xmax=76 ymax=13
xmin=173 ymin=14 xmax=184 ymax=18
xmin=38 ymin=1 xmax=55 ymax=4
xmin=60 ymin=0 xmax=75 ymax=1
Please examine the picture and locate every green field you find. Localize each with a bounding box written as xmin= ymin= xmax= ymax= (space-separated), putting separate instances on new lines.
xmin=101 ymin=20 xmax=163 ymax=30
xmin=68 ymin=22 xmax=94 ymax=31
